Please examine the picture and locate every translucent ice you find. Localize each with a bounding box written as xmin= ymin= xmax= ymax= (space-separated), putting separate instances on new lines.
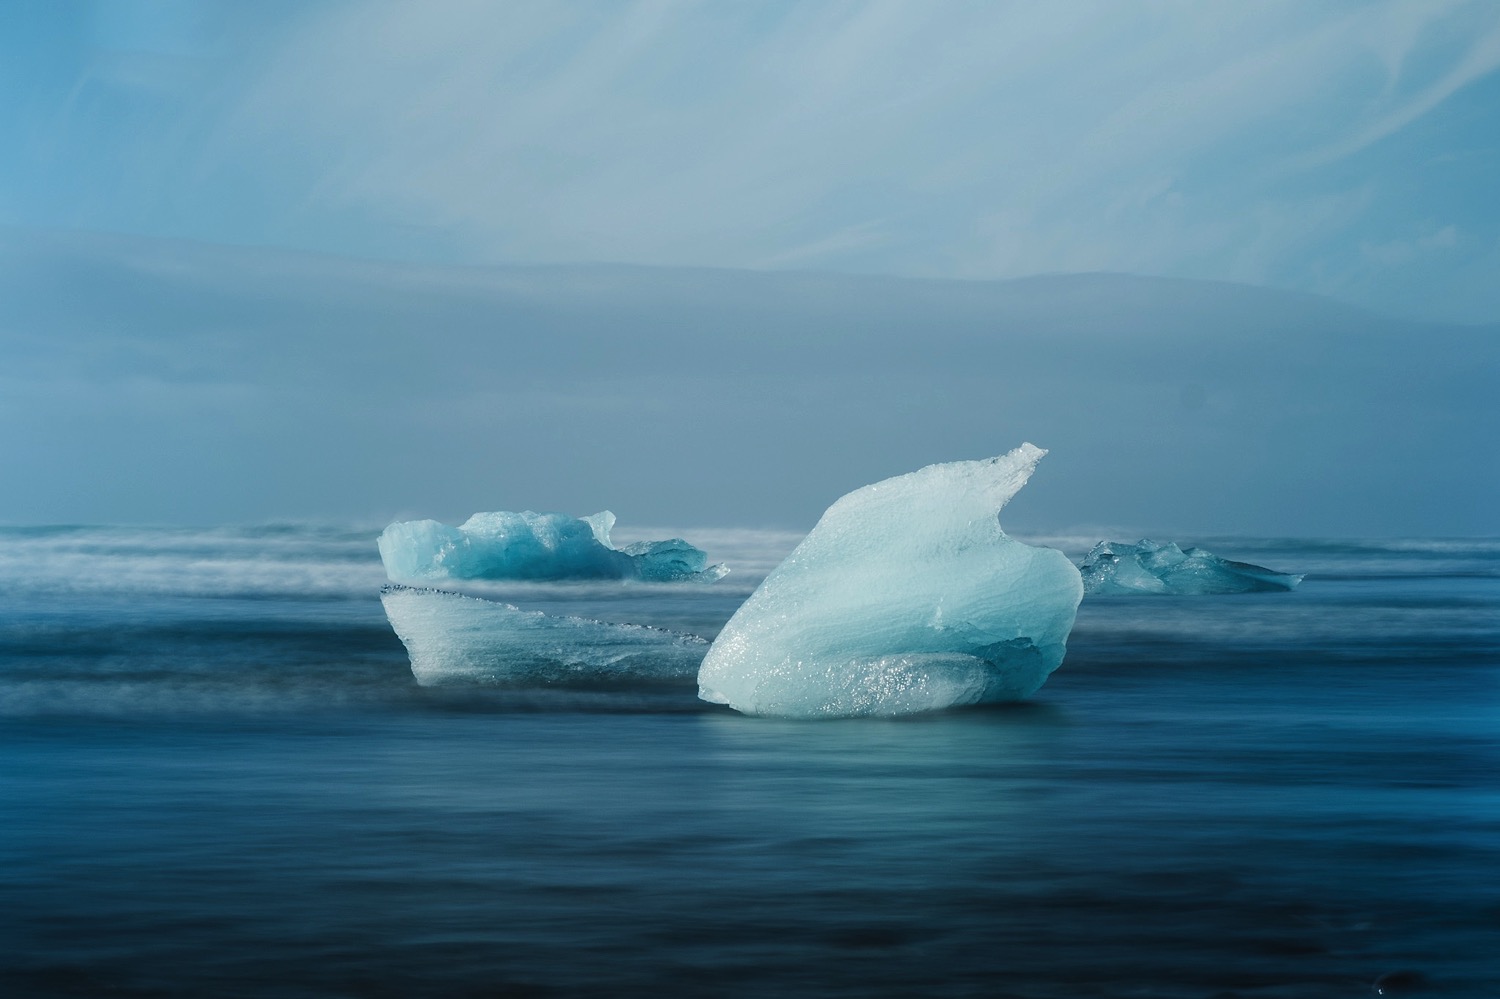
xmin=380 ymin=584 xmax=708 ymax=686
xmin=697 ymin=444 xmax=1083 ymax=718
xmin=1079 ymin=539 xmax=1303 ymax=595
xmin=378 ymin=510 xmax=727 ymax=583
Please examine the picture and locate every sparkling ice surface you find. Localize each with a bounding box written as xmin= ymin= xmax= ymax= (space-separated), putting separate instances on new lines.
xmin=380 ymin=584 xmax=708 ymax=686
xmin=697 ymin=444 xmax=1083 ymax=718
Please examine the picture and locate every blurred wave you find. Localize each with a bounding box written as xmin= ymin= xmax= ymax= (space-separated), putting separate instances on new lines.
xmin=0 ymin=524 xmax=387 ymax=598
xmin=0 ymin=523 xmax=804 ymax=600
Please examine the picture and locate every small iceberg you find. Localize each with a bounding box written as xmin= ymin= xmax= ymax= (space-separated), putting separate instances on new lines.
xmin=1079 ymin=539 xmax=1303 ymax=595
xmin=380 ymin=585 xmax=709 ymax=686
xmin=697 ymin=444 xmax=1083 ymax=719
xmin=378 ymin=510 xmax=727 ymax=584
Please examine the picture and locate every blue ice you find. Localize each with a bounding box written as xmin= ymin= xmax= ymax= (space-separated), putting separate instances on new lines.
xmin=378 ymin=510 xmax=727 ymax=583
xmin=1079 ymin=539 xmax=1303 ymax=595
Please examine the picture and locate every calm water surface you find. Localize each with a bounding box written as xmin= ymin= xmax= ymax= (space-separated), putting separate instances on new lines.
xmin=2 ymin=528 xmax=1497 ymax=997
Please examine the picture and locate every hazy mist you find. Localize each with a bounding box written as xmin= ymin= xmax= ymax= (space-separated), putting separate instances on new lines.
xmin=3 ymin=229 xmax=1493 ymax=535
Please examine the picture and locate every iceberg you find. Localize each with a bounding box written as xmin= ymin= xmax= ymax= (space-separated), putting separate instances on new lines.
xmin=380 ymin=584 xmax=708 ymax=686
xmin=697 ymin=444 xmax=1083 ymax=718
xmin=378 ymin=510 xmax=727 ymax=583
xmin=1079 ymin=539 xmax=1303 ymax=595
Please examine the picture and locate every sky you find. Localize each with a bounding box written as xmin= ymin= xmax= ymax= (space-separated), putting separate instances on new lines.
xmin=2 ymin=1 xmax=1498 ymax=533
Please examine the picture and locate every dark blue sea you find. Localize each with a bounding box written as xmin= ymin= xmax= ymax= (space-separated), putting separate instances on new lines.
xmin=2 ymin=526 xmax=1497 ymax=998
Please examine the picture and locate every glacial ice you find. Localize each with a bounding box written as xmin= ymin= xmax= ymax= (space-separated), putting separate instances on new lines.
xmin=697 ymin=444 xmax=1083 ymax=718
xmin=1079 ymin=539 xmax=1303 ymax=595
xmin=378 ymin=510 xmax=727 ymax=584
xmin=380 ymin=584 xmax=708 ymax=686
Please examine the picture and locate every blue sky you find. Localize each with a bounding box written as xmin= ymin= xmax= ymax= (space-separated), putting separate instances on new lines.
xmin=5 ymin=0 xmax=1500 ymax=322
xmin=2 ymin=2 xmax=1497 ymax=532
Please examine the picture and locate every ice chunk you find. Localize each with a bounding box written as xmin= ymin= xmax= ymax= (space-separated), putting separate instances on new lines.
xmin=697 ymin=444 xmax=1083 ymax=718
xmin=380 ymin=584 xmax=708 ymax=686
xmin=378 ymin=510 xmax=727 ymax=583
xmin=1079 ymin=539 xmax=1303 ymax=595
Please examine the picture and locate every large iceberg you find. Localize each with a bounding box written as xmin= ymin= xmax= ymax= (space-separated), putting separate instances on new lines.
xmin=1079 ymin=539 xmax=1303 ymax=595
xmin=378 ymin=510 xmax=727 ymax=583
xmin=697 ymin=444 xmax=1083 ymax=718
xmin=381 ymin=584 xmax=709 ymax=686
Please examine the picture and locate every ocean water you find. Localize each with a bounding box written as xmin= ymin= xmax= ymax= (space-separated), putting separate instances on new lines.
xmin=2 ymin=526 xmax=1497 ymax=998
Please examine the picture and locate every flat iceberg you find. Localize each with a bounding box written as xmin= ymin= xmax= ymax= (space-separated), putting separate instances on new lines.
xmin=380 ymin=584 xmax=708 ymax=686
xmin=378 ymin=510 xmax=727 ymax=583
xmin=1079 ymin=539 xmax=1303 ymax=595
xmin=697 ymin=444 xmax=1083 ymax=718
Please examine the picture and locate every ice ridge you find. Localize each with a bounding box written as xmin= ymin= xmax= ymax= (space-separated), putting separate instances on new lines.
xmin=1079 ymin=539 xmax=1303 ymax=595
xmin=378 ymin=510 xmax=727 ymax=584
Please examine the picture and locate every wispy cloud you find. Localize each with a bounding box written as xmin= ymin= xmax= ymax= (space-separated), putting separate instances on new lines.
xmin=8 ymin=1 xmax=1500 ymax=319
xmin=1295 ymin=1 xmax=1500 ymax=167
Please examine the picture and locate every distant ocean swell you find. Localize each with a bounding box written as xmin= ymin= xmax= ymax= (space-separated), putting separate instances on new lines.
xmin=3 ymin=524 xmax=1495 ymax=597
